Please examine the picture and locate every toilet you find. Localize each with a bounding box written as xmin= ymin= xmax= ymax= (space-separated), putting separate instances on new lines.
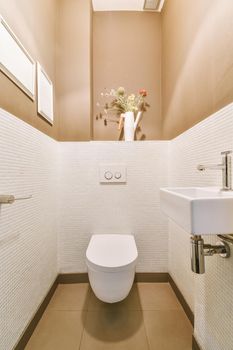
xmin=86 ymin=234 xmax=138 ymax=303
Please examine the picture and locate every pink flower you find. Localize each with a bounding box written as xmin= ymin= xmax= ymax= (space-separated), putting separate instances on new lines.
xmin=139 ymin=89 xmax=147 ymax=97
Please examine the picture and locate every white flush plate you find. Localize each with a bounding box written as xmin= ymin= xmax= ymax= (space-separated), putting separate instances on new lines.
xmin=99 ymin=164 xmax=127 ymax=183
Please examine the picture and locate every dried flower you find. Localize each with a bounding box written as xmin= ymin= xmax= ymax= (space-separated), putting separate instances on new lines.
xmin=96 ymin=86 xmax=150 ymax=131
xmin=117 ymin=87 xmax=125 ymax=96
xmin=139 ymin=89 xmax=147 ymax=97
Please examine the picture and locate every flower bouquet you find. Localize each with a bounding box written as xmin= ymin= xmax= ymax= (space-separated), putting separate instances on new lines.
xmin=96 ymin=87 xmax=150 ymax=141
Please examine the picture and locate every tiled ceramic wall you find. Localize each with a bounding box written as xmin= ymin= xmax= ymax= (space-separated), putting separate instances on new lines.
xmin=169 ymin=103 xmax=233 ymax=350
xmin=58 ymin=141 xmax=169 ymax=273
xmin=1 ymin=102 xmax=233 ymax=350
xmin=0 ymin=109 xmax=58 ymax=350
xmin=0 ymin=110 xmax=169 ymax=349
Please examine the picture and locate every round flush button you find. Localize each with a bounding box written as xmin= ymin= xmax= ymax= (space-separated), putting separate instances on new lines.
xmin=104 ymin=171 xmax=113 ymax=180
xmin=115 ymin=172 xmax=122 ymax=179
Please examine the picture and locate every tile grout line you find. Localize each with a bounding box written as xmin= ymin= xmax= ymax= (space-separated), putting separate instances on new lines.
xmin=142 ymin=312 xmax=152 ymax=350
xmin=78 ymin=286 xmax=91 ymax=350
xmin=14 ymin=274 xmax=195 ymax=349
xmin=78 ymin=311 xmax=88 ymax=350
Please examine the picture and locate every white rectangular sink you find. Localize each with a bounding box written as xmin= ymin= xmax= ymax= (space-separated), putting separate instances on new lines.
xmin=160 ymin=187 xmax=233 ymax=235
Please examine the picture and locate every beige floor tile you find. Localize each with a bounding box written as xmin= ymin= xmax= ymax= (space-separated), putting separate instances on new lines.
xmin=143 ymin=310 xmax=193 ymax=350
xmin=137 ymin=283 xmax=182 ymax=310
xmin=25 ymin=283 xmax=192 ymax=350
xmin=25 ymin=310 xmax=85 ymax=350
xmin=88 ymin=283 xmax=142 ymax=311
xmin=80 ymin=310 xmax=149 ymax=350
xmin=48 ymin=283 xmax=90 ymax=311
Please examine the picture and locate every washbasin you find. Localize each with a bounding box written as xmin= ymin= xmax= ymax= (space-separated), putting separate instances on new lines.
xmin=160 ymin=187 xmax=233 ymax=235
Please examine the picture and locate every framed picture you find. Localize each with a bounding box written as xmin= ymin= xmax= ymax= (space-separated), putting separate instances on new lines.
xmin=0 ymin=16 xmax=35 ymax=99
xmin=37 ymin=62 xmax=54 ymax=124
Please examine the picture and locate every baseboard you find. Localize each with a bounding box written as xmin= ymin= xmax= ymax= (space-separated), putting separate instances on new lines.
xmin=134 ymin=272 xmax=169 ymax=282
xmin=57 ymin=272 xmax=169 ymax=284
xmin=14 ymin=276 xmax=58 ymax=350
xmin=192 ymin=335 xmax=202 ymax=350
xmin=58 ymin=273 xmax=89 ymax=283
xmin=168 ymin=274 xmax=194 ymax=326
xmin=13 ymin=272 xmax=194 ymax=349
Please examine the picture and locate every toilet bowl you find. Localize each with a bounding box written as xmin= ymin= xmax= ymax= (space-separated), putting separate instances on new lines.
xmin=86 ymin=234 xmax=138 ymax=303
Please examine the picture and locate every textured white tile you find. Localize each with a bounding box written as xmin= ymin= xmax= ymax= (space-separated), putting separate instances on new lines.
xmin=58 ymin=141 xmax=169 ymax=273
xmin=1 ymin=101 xmax=233 ymax=350
xmin=0 ymin=109 xmax=58 ymax=350
xmin=0 ymin=110 xmax=169 ymax=349
xmin=168 ymin=220 xmax=195 ymax=310
xmin=194 ymin=234 xmax=233 ymax=350
xmin=169 ymin=103 xmax=233 ymax=350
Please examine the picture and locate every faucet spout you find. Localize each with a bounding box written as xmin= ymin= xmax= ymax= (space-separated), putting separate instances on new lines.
xmin=197 ymin=151 xmax=232 ymax=191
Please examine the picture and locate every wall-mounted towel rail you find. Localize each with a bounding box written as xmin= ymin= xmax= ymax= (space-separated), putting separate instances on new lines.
xmin=0 ymin=195 xmax=32 ymax=204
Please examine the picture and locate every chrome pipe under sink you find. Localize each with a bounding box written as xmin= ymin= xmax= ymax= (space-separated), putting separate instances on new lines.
xmin=190 ymin=235 xmax=230 ymax=274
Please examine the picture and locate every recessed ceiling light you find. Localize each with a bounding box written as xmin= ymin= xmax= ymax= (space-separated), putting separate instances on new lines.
xmin=143 ymin=0 xmax=165 ymax=11
xmin=92 ymin=0 xmax=165 ymax=12
xmin=92 ymin=0 xmax=144 ymax=11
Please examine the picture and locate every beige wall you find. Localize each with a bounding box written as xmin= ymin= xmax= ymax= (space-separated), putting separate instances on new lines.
xmin=57 ymin=0 xmax=92 ymax=141
xmin=0 ymin=0 xmax=58 ymax=139
xmin=162 ymin=0 xmax=233 ymax=139
xmin=93 ymin=12 xmax=162 ymax=140
xmin=1 ymin=1 xmax=233 ymax=141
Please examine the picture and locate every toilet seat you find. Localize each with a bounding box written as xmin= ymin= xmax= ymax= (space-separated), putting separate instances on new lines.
xmin=86 ymin=234 xmax=138 ymax=272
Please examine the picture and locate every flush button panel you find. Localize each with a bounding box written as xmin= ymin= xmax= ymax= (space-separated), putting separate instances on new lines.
xmin=99 ymin=164 xmax=127 ymax=183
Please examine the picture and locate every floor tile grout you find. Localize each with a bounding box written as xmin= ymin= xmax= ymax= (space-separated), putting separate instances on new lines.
xmin=78 ymin=286 xmax=91 ymax=350
xmin=78 ymin=311 xmax=88 ymax=350
xmin=26 ymin=282 xmax=193 ymax=350
xmin=141 ymin=313 xmax=151 ymax=350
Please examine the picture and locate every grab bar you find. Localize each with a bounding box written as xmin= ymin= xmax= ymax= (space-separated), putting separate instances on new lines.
xmin=0 ymin=195 xmax=32 ymax=204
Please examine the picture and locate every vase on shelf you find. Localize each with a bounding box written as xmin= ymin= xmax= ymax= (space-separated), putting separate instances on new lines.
xmin=124 ymin=111 xmax=135 ymax=141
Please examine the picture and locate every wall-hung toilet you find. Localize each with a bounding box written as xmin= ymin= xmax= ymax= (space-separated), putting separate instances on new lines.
xmin=86 ymin=234 xmax=138 ymax=303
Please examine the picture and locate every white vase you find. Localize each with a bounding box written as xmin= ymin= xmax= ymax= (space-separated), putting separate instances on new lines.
xmin=124 ymin=111 xmax=135 ymax=141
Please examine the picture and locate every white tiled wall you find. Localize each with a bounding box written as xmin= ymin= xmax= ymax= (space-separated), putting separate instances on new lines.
xmin=58 ymin=141 xmax=169 ymax=273
xmin=169 ymin=103 xmax=233 ymax=350
xmin=0 ymin=109 xmax=58 ymax=350
xmin=1 ymin=102 xmax=233 ymax=350
xmin=0 ymin=110 xmax=169 ymax=349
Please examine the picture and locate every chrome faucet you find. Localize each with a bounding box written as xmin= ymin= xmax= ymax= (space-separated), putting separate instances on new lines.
xmin=197 ymin=150 xmax=232 ymax=191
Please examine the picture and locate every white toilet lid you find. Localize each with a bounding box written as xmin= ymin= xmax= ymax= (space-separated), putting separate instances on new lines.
xmin=86 ymin=234 xmax=138 ymax=271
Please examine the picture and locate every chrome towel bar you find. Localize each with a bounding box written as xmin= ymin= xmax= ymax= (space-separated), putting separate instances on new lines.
xmin=0 ymin=195 xmax=32 ymax=204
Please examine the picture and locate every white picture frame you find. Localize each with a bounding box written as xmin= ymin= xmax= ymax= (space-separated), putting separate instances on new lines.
xmin=0 ymin=16 xmax=35 ymax=100
xmin=37 ymin=62 xmax=54 ymax=124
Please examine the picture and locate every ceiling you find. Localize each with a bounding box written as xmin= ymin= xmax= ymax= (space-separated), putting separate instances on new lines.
xmin=92 ymin=0 xmax=165 ymax=12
